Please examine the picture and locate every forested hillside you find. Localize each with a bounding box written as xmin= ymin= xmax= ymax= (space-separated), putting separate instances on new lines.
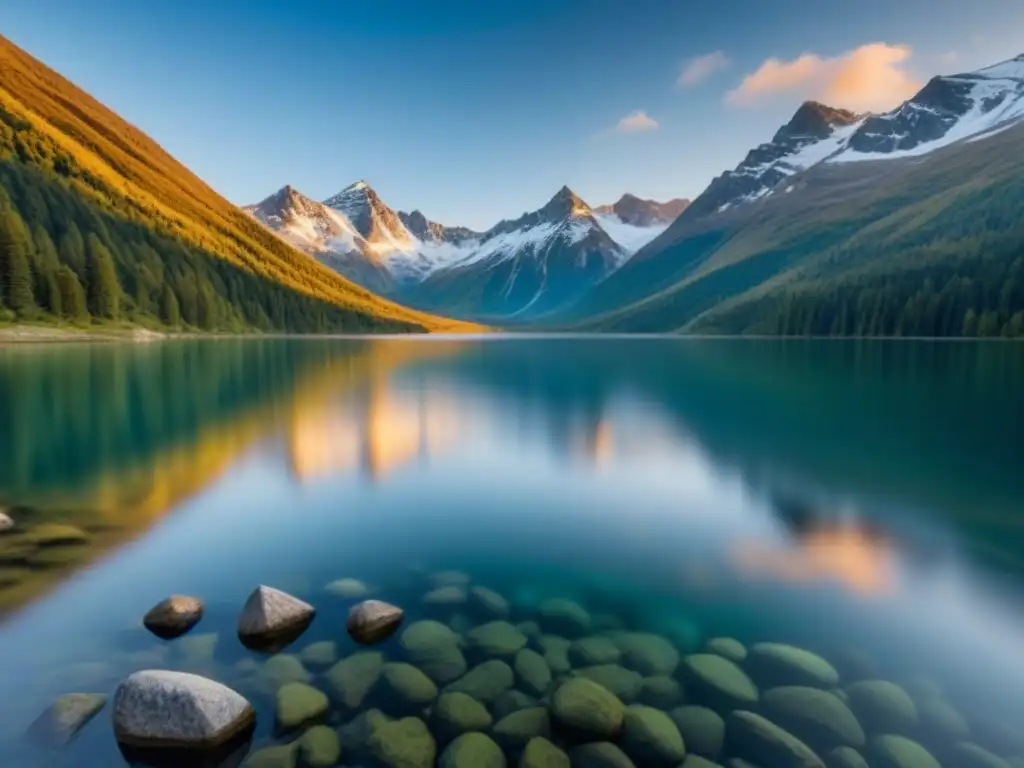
xmin=0 ymin=36 xmax=474 ymax=333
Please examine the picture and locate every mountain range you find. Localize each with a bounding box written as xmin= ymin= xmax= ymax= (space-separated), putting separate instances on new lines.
xmin=2 ymin=32 xmax=1022 ymax=338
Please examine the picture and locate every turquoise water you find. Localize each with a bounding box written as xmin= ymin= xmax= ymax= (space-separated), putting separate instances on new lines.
xmin=0 ymin=337 xmax=1022 ymax=767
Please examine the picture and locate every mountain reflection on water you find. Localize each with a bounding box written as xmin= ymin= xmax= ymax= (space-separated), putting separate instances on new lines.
xmin=0 ymin=337 xmax=1022 ymax=767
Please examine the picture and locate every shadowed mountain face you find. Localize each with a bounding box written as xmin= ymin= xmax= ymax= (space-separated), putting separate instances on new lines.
xmin=595 ymin=193 xmax=690 ymax=226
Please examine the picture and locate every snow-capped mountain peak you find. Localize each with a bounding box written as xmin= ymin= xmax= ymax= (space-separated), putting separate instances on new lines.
xmin=323 ymin=180 xmax=417 ymax=257
xmin=831 ymin=53 xmax=1024 ymax=162
xmin=244 ymin=185 xmax=366 ymax=256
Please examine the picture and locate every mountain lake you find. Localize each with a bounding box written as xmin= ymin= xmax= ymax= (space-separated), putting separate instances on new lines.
xmin=0 ymin=336 xmax=1022 ymax=768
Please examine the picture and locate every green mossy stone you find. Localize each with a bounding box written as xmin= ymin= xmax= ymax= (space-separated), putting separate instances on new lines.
xmin=726 ymin=710 xmax=825 ymax=768
xmin=519 ymin=736 xmax=570 ymax=768
xmin=243 ymin=744 xmax=297 ymax=768
xmin=569 ymin=636 xmax=622 ymax=667
xmin=825 ymin=747 xmax=869 ymax=768
xmin=493 ymin=689 xmax=539 ymax=720
xmin=449 ymin=613 xmax=474 ymax=637
xmin=951 ymin=743 xmax=1013 ymax=768
xmin=613 ymin=632 xmax=680 ymax=677
xmin=536 ymin=635 xmax=571 ymax=674
xmin=368 ymin=716 xmax=437 ymax=768
xmin=706 ymin=637 xmax=747 ymax=663
xmin=299 ymin=641 xmax=337 ymax=669
xmin=324 ymin=577 xmax=368 ymax=598
xmin=258 ymin=653 xmax=309 ymax=694
xmin=400 ymin=620 xmax=467 ymax=683
xmin=338 ymin=708 xmax=389 ymax=752
xmin=620 ymin=704 xmax=686 ymax=765
xmin=27 ymin=693 xmax=107 ymax=745
xmin=493 ymin=707 xmax=551 ymax=751
xmin=275 ymin=682 xmax=328 ymax=731
xmin=844 ymin=680 xmax=918 ymax=734
xmin=917 ymin=697 xmax=970 ymax=742
xmin=467 ymin=621 xmax=528 ymax=659
xmin=21 ymin=523 xmax=89 ymax=547
xmin=514 ymin=649 xmax=551 ymax=696
xmin=550 ymin=678 xmax=625 ymax=739
xmin=178 ymin=632 xmax=219 ymax=663
xmin=297 ymin=725 xmax=340 ymax=768
xmin=431 ymin=691 xmax=493 ymax=742
xmin=430 ymin=571 xmax=471 ymax=588
xmin=638 ymin=676 xmax=684 ymax=709
xmin=469 ymin=586 xmax=510 ymax=618
xmin=537 ymin=599 xmax=591 ymax=637
xmin=869 ymin=735 xmax=940 ymax=768
xmin=324 ymin=651 xmax=384 ymax=709
xmin=440 ymin=732 xmax=506 ymax=768
xmin=684 ymin=757 xmax=726 ymax=768
xmin=670 ymin=706 xmax=725 ymax=759
xmin=680 ymin=654 xmax=759 ymax=711
xmin=826 ymin=647 xmax=878 ymax=684
xmin=377 ymin=662 xmax=439 ymax=713
xmin=568 ymin=742 xmax=637 ymax=767
xmin=444 ymin=660 xmax=514 ymax=703
xmin=575 ymin=664 xmax=644 ymax=703
xmin=746 ymin=643 xmax=840 ymax=690
xmin=424 ymin=586 xmax=469 ymax=607
xmin=517 ymin=621 xmax=541 ymax=639
xmin=761 ymin=686 xmax=866 ymax=750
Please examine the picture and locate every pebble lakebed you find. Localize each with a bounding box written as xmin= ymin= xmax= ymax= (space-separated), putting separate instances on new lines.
xmin=17 ymin=565 xmax=1024 ymax=768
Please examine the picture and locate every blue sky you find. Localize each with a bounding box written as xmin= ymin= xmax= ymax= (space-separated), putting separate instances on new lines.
xmin=5 ymin=0 xmax=1024 ymax=230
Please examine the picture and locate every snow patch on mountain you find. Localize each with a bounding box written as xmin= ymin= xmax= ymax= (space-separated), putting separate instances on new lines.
xmin=596 ymin=214 xmax=669 ymax=254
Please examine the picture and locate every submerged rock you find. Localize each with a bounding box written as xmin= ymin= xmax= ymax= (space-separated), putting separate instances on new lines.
xmin=376 ymin=662 xmax=439 ymax=713
xmin=869 ymin=735 xmax=940 ymax=768
xmin=569 ymin=742 xmax=637 ymax=767
xmin=430 ymin=691 xmax=493 ymax=742
xmin=443 ymin=660 xmax=514 ymax=703
xmin=367 ymin=716 xmax=437 ymax=768
xmin=520 ymin=736 xmax=570 ymax=768
xmin=275 ymin=682 xmax=328 ymax=731
xmin=112 ymin=670 xmax=255 ymax=748
xmin=237 ymin=586 xmax=315 ymax=651
xmin=726 ymin=710 xmax=825 ymax=768
xmin=550 ymin=678 xmax=625 ymax=739
xmin=440 ymin=732 xmax=506 ymax=768
xmin=347 ymin=599 xmax=404 ymax=645
xmin=467 ymin=621 xmax=528 ymax=659
xmin=536 ymin=635 xmax=572 ymax=674
xmin=297 ymin=725 xmax=340 ymax=768
xmin=684 ymin=757 xmax=726 ymax=768
xmin=401 ymin=620 xmax=468 ymax=683
xmin=917 ymin=697 xmax=970 ymax=742
xmin=425 ymin=586 xmax=469 ymax=608
xmin=670 ymin=706 xmax=725 ymax=759
xmin=761 ymin=686 xmax=866 ymax=750
xmin=844 ymin=680 xmax=918 ymax=734
xmin=679 ymin=654 xmax=759 ymax=711
xmin=825 ymin=746 xmax=870 ymax=768
xmin=298 ymin=640 xmax=337 ymax=669
xmin=469 ymin=586 xmax=510 ymax=618
xmin=324 ymin=577 xmax=369 ymax=598
xmin=517 ymin=621 xmax=541 ymax=639
xmin=614 ymin=632 xmax=680 ymax=677
xmin=242 ymin=744 xmax=297 ymax=768
xmin=493 ymin=707 xmax=551 ymax=751
xmin=638 ymin=676 xmax=684 ymax=709
xmin=324 ymin=651 xmax=384 ymax=709
xmin=493 ymin=689 xmax=539 ymax=719
xmin=27 ymin=693 xmax=107 ymax=745
xmin=575 ymin=664 xmax=644 ymax=703
xmin=514 ymin=648 xmax=551 ymax=696
xmin=537 ymin=599 xmax=591 ymax=637
xmin=258 ymin=654 xmax=310 ymax=693
xmin=746 ymin=643 xmax=840 ymax=689
xmin=569 ymin=636 xmax=622 ymax=667
xmin=338 ymin=707 xmax=390 ymax=753
xmin=0 ymin=510 xmax=13 ymax=532
xmin=430 ymin=570 xmax=472 ymax=588
xmin=620 ymin=704 xmax=686 ymax=765
xmin=143 ymin=595 xmax=204 ymax=639
xmin=706 ymin=637 xmax=747 ymax=663
xmin=950 ymin=743 xmax=1013 ymax=768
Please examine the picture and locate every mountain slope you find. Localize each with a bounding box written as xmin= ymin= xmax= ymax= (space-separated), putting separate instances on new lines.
xmin=0 ymin=35 xmax=477 ymax=333
xmin=399 ymin=186 xmax=627 ymax=319
xmin=561 ymin=54 xmax=1024 ymax=336
xmin=594 ymin=193 xmax=690 ymax=226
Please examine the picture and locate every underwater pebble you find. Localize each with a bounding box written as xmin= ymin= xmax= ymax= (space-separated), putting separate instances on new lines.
xmin=237 ymin=586 xmax=315 ymax=650
xmin=706 ymin=637 xmax=747 ymax=663
xmin=746 ymin=643 xmax=840 ymax=690
xmin=324 ymin=577 xmax=369 ymax=598
xmin=143 ymin=595 xmax=204 ymax=639
xmin=367 ymin=715 xmax=437 ymax=768
xmin=869 ymin=735 xmax=940 ymax=768
xmin=620 ymin=704 xmax=686 ymax=765
xmin=537 ymin=598 xmax=591 ymax=637
xmin=347 ymin=599 xmax=404 ymax=644
xmin=727 ymin=710 xmax=825 ymax=768
xmin=401 ymin=620 xmax=468 ymax=683
xmin=27 ymin=693 xmax=107 ymax=745
xmin=493 ymin=707 xmax=551 ymax=752
xmin=520 ymin=736 xmax=570 ymax=768
xmin=469 ymin=586 xmax=510 ymax=618
xmin=638 ymin=675 xmax=684 ymax=709
xmin=550 ymin=677 xmax=625 ymax=740
xmin=671 ymin=705 xmax=725 ymax=759
xmin=275 ymin=681 xmax=328 ymax=731
xmin=844 ymin=680 xmax=918 ymax=734
xmin=680 ymin=653 xmax=759 ymax=711
xmin=444 ymin=660 xmax=514 ymax=703
xmin=514 ymin=648 xmax=552 ymax=696
xmin=430 ymin=691 xmax=493 ymax=743
xmin=440 ymin=731 xmax=506 ymax=768
xmin=761 ymin=685 xmax=866 ymax=750
xmin=568 ymin=741 xmax=637 ymax=767
xmin=297 ymin=725 xmax=340 ymax=768
xmin=575 ymin=664 xmax=644 ymax=703
xmin=324 ymin=651 xmax=383 ymax=709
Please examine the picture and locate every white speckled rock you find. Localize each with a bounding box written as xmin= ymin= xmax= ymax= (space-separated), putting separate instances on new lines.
xmin=237 ymin=586 xmax=315 ymax=642
xmin=0 ymin=511 xmax=13 ymax=532
xmin=113 ymin=670 xmax=255 ymax=747
xmin=347 ymin=600 xmax=405 ymax=645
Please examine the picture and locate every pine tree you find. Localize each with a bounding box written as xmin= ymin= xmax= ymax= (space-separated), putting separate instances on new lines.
xmin=56 ymin=265 xmax=87 ymax=321
xmin=85 ymin=233 xmax=121 ymax=319
xmin=0 ymin=204 xmax=37 ymax=317
xmin=30 ymin=223 xmax=61 ymax=313
xmin=58 ymin=222 xmax=87 ymax=279
xmin=962 ymin=308 xmax=978 ymax=337
xmin=160 ymin=283 xmax=180 ymax=327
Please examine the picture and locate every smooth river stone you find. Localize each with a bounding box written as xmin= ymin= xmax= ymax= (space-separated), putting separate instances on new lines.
xmin=347 ymin=599 xmax=405 ymax=644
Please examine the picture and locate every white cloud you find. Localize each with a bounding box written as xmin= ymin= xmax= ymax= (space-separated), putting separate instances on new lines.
xmin=614 ymin=110 xmax=660 ymax=133
xmin=678 ymin=51 xmax=730 ymax=87
xmin=725 ymin=42 xmax=922 ymax=112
